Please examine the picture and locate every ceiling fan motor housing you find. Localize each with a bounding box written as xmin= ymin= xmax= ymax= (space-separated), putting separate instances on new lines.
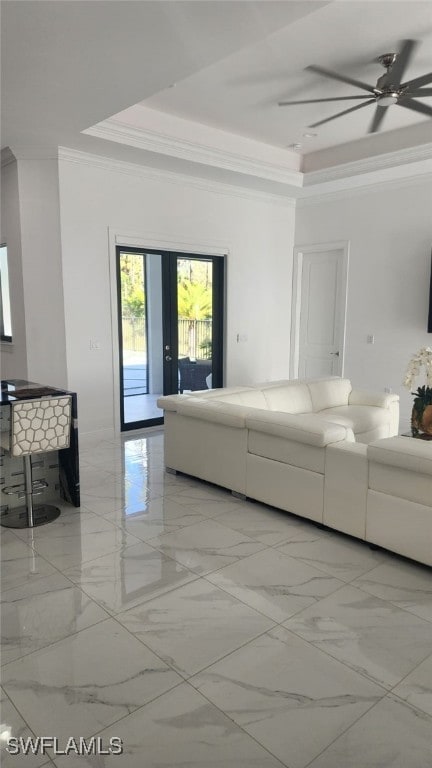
xmin=375 ymin=53 xmax=405 ymax=102
xmin=376 ymin=72 xmax=400 ymax=93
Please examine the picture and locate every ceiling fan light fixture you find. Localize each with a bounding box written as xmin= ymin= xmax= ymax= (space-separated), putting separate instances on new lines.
xmin=378 ymin=91 xmax=399 ymax=106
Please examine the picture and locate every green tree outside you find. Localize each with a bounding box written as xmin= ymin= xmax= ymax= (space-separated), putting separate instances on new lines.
xmin=177 ymin=260 xmax=212 ymax=359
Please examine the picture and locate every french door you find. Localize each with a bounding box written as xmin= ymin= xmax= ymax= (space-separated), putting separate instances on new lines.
xmin=116 ymin=247 xmax=225 ymax=430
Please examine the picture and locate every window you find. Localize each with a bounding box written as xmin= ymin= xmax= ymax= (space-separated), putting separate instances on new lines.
xmin=0 ymin=244 xmax=12 ymax=342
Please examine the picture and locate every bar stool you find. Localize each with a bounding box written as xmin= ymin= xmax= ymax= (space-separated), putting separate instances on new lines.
xmin=1 ymin=395 xmax=72 ymax=528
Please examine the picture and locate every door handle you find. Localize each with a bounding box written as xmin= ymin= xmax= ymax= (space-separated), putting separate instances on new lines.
xmin=330 ymin=351 xmax=340 ymax=357
xmin=165 ymin=355 xmax=172 ymax=362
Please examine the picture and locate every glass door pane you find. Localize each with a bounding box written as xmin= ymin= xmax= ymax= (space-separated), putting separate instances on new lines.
xmin=117 ymin=248 xmax=224 ymax=430
xmin=118 ymin=249 xmax=164 ymax=429
xmin=177 ymin=257 xmax=214 ymax=393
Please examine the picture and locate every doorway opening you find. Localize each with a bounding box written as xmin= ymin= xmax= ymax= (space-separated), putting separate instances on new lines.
xmin=116 ymin=247 xmax=225 ymax=430
xmin=290 ymin=242 xmax=349 ymax=379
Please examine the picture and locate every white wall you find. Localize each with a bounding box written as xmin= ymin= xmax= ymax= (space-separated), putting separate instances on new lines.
xmin=295 ymin=176 xmax=432 ymax=430
xmin=6 ymin=149 xmax=430 ymax=437
xmin=59 ymin=157 xmax=295 ymax=435
xmin=17 ymin=158 xmax=68 ymax=388
xmin=0 ymin=158 xmax=27 ymax=379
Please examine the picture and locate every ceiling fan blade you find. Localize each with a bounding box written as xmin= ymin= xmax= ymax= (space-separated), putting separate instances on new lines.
xmin=369 ymin=105 xmax=388 ymax=133
xmin=278 ymin=95 xmax=371 ymax=106
xmin=407 ymin=88 xmax=432 ymax=97
xmin=398 ymin=98 xmax=432 ymax=118
xmin=309 ymin=98 xmax=376 ymax=128
xmin=307 ymin=64 xmax=376 ymax=94
xmin=381 ymin=40 xmax=418 ymax=88
xmin=401 ymin=72 xmax=432 ymax=90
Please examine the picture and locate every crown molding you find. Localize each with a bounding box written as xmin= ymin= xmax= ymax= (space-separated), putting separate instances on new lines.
xmin=58 ymin=141 xmax=432 ymax=209
xmin=84 ymin=118 xmax=303 ymax=189
xmin=85 ymin=118 xmax=432 ymax=195
xmin=297 ymin=169 xmax=432 ymax=207
xmin=303 ymin=143 xmax=432 ymax=186
xmin=58 ymin=147 xmax=297 ymax=207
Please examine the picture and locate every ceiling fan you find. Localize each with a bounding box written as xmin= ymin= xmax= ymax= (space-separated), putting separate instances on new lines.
xmin=278 ymin=39 xmax=432 ymax=132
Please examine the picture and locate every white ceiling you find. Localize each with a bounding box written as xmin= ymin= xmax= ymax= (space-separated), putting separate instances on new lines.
xmin=2 ymin=0 xmax=432 ymax=181
xmin=143 ymin=1 xmax=432 ymax=160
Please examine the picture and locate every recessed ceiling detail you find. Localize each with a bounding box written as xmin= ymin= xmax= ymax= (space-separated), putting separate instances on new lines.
xmin=3 ymin=1 xmax=432 ymax=178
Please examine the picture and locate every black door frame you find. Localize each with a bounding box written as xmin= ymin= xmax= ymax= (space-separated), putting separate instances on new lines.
xmin=116 ymin=246 xmax=155 ymax=430
xmin=116 ymin=246 xmax=225 ymax=431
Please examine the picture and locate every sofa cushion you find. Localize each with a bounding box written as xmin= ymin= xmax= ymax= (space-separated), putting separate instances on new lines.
xmin=245 ymin=409 xmax=350 ymax=447
xmin=367 ymin=437 xmax=432 ymax=507
xmin=212 ymin=389 xmax=268 ymax=408
xmin=366 ymin=491 xmax=432 ymax=567
xmin=246 ymin=453 xmax=324 ymax=523
xmin=368 ymin=436 xmax=432 ymax=476
xmin=317 ymin=405 xmax=393 ymax=435
xmin=190 ymin=387 xmax=257 ymax=400
xmin=307 ymin=378 xmax=352 ymax=412
xmin=368 ymin=464 xmax=432 ymax=507
xmin=261 ymin=383 xmax=313 ymax=414
xmin=248 ymin=431 xmax=326 ymax=473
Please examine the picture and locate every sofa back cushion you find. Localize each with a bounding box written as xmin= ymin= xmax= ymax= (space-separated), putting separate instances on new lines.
xmin=195 ymin=387 xmax=255 ymax=400
xmin=261 ymin=383 xmax=313 ymax=414
xmin=307 ymin=378 xmax=352 ymax=412
xmin=213 ymin=389 xmax=268 ymax=408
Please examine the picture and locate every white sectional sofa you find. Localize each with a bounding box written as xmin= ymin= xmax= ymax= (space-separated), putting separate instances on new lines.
xmin=158 ymin=377 xmax=432 ymax=567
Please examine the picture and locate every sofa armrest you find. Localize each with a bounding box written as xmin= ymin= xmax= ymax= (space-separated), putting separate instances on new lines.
xmin=157 ymin=394 xmax=192 ymax=412
xmin=245 ymin=410 xmax=350 ymax=447
xmin=349 ymin=389 xmax=399 ymax=409
xmin=349 ymin=390 xmax=400 ymax=435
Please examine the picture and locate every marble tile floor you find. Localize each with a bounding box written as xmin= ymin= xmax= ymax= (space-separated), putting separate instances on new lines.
xmin=1 ymin=430 xmax=432 ymax=768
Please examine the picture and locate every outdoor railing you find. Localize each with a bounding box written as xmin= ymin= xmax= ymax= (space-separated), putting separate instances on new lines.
xmin=122 ymin=316 xmax=212 ymax=359
xmin=178 ymin=318 xmax=212 ymax=359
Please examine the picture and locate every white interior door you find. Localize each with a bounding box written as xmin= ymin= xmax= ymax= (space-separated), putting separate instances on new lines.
xmin=291 ymin=243 xmax=348 ymax=379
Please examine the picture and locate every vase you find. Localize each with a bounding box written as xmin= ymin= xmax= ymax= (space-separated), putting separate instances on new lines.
xmin=412 ymin=403 xmax=432 ymax=435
